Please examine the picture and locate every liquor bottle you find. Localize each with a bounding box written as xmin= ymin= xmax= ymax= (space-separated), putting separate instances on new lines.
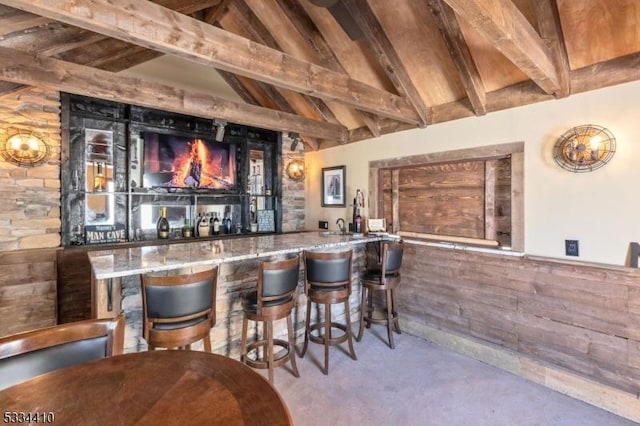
xmin=212 ymin=212 xmax=220 ymax=235
xmin=198 ymin=213 xmax=210 ymax=237
xmin=194 ymin=212 xmax=201 ymax=237
xmin=355 ymin=211 xmax=362 ymax=234
xmin=223 ymin=212 xmax=232 ymax=234
xmin=156 ymin=207 xmax=170 ymax=239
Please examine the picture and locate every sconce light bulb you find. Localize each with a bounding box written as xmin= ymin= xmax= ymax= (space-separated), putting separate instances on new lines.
xmin=590 ymin=135 xmax=602 ymax=150
xmin=27 ymin=137 xmax=40 ymax=151
xmin=8 ymin=135 xmax=23 ymax=151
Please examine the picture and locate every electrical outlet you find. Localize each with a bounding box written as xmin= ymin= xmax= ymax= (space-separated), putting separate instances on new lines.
xmin=565 ymin=240 xmax=579 ymax=256
xmin=318 ymin=220 xmax=329 ymax=230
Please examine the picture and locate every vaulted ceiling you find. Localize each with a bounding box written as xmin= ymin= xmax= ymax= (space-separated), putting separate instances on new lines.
xmin=0 ymin=0 xmax=638 ymax=150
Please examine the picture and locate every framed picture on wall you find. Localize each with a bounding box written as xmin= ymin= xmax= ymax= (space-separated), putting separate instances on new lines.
xmin=321 ymin=165 xmax=346 ymax=207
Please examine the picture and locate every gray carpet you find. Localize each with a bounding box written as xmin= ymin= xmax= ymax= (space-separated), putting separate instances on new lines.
xmin=259 ymin=327 xmax=637 ymax=426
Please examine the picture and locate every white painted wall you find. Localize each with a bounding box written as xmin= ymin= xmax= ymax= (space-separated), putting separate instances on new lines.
xmin=305 ymin=80 xmax=640 ymax=266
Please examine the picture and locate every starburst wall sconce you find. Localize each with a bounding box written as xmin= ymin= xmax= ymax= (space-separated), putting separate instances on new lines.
xmin=286 ymin=160 xmax=305 ymax=181
xmin=553 ymin=124 xmax=616 ymax=173
xmin=0 ymin=128 xmax=51 ymax=167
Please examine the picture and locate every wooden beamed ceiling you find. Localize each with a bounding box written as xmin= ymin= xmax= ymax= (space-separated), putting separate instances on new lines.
xmin=0 ymin=0 xmax=638 ymax=150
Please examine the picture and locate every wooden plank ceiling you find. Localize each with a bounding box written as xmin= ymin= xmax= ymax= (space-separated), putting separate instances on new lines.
xmin=0 ymin=0 xmax=638 ymax=150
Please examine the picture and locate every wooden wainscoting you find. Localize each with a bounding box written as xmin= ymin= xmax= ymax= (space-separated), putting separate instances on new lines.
xmin=56 ymin=248 xmax=93 ymax=324
xmin=0 ymin=248 xmax=59 ymax=337
xmin=399 ymin=242 xmax=640 ymax=398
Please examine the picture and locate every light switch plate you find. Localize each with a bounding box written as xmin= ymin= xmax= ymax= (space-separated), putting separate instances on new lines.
xmin=318 ymin=220 xmax=328 ymax=229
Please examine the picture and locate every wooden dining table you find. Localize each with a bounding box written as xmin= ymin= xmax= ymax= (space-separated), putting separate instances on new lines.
xmin=0 ymin=350 xmax=292 ymax=425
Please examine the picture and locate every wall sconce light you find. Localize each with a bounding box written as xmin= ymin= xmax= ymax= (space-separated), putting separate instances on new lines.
xmin=0 ymin=129 xmax=51 ymax=167
xmin=553 ymin=124 xmax=616 ymax=173
xmin=286 ymin=160 xmax=305 ymax=181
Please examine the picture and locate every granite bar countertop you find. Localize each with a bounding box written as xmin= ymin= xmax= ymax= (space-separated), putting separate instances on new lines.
xmin=88 ymin=231 xmax=384 ymax=280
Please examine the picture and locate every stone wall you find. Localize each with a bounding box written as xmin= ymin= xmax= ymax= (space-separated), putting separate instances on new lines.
xmin=0 ymin=87 xmax=61 ymax=251
xmin=280 ymin=133 xmax=306 ymax=232
xmin=120 ymin=245 xmax=367 ymax=357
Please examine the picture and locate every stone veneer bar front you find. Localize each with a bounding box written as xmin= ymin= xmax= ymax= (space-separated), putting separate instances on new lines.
xmin=88 ymin=231 xmax=389 ymax=354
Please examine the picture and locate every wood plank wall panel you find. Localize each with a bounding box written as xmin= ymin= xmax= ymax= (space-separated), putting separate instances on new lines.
xmin=56 ymin=248 xmax=92 ymax=323
xmin=398 ymin=161 xmax=485 ymax=238
xmin=400 ymin=242 xmax=640 ymax=394
xmin=0 ymin=248 xmax=58 ymax=336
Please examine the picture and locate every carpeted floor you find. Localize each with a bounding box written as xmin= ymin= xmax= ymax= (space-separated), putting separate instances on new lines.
xmin=258 ymin=326 xmax=637 ymax=426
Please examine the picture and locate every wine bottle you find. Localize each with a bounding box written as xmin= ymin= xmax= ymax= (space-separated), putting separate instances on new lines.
xmin=194 ymin=212 xmax=201 ymax=237
xmin=223 ymin=213 xmax=231 ymax=234
xmin=213 ymin=212 xmax=220 ymax=235
xmin=156 ymin=207 xmax=170 ymax=239
xmin=198 ymin=213 xmax=210 ymax=237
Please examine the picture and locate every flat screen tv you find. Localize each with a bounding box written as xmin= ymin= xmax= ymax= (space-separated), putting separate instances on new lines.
xmin=142 ymin=132 xmax=236 ymax=190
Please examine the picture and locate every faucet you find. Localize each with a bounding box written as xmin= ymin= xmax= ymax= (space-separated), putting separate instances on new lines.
xmin=336 ymin=218 xmax=346 ymax=235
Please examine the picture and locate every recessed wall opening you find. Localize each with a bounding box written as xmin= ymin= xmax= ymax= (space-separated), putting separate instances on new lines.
xmin=369 ymin=142 xmax=524 ymax=251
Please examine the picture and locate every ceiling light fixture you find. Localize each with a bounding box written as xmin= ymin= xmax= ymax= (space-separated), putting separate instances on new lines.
xmin=0 ymin=128 xmax=51 ymax=167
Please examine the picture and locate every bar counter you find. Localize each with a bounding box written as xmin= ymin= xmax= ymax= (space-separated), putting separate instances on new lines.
xmin=87 ymin=231 xmax=387 ymax=353
xmin=89 ymin=231 xmax=383 ymax=280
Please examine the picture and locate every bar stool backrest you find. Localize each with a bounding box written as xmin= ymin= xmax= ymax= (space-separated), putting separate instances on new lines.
xmin=0 ymin=314 xmax=125 ymax=391
xmin=258 ymin=256 xmax=301 ymax=310
xmin=383 ymin=242 xmax=404 ymax=276
xmin=141 ymin=268 xmax=218 ymax=350
xmin=142 ymin=269 xmax=217 ymax=323
xmin=304 ymin=250 xmax=353 ymax=291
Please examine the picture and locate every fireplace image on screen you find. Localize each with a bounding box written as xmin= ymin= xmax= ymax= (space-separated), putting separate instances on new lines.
xmin=142 ymin=132 xmax=236 ymax=189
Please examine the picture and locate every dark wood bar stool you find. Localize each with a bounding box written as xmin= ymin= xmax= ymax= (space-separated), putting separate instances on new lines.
xmin=141 ymin=268 xmax=218 ymax=352
xmin=0 ymin=314 xmax=125 ymax=391
xmin=357 ymin=241 xmax=404 ymax=349
xmin=240 ymin=256 xmax=301 ymax=384
xmin=300 ymin=250 xmax=356 ymax=375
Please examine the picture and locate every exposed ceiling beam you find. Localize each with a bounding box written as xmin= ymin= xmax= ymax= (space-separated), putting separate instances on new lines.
xmin=1 ymin=0 xmax=421 ymax=125
xmin=0 ymin=80 xmax=27 ymax=97
xmin=0 ymin=9 xmax=49 ymax=36
xmin=216 ymin=70 xmax=261 ymax=106
xmin=441 ymin=0 xmax=560 ymax=95
xmin=0 ymin=46 xmax=347 ymax=143
xmin=341 ymin=0 xmax=430 ymax=127
xmin=276 ymin=0 xmax=381 ymax=137
xmin=226 ymin=0 xmax=337 ymax=125
xmin=203 ymin=0 xmax=231 ymax=24
xmin=532 ymin=0 xmax=570 ymax=98
xmin=570 ymin=51 xmax=640 ymax=94
xmin=38 ymin=32 xmax=107 ymax=57
xmin=341 ymin=52 xmax=640 ymax=148
xmin=428 ymin=0 xmax=487 ymax=116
